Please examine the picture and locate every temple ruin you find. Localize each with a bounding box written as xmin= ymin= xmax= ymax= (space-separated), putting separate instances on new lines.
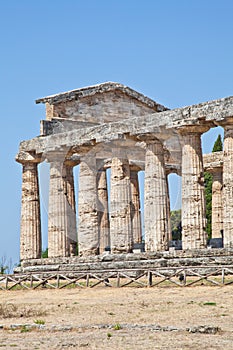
xmin=16 ymin=82 xmax=233 ymax=266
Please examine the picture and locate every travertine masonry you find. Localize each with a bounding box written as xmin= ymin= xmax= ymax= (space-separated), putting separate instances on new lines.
xmin=110 ymin=156 xmax=133 ymax=253
xmin=64 ymin=161 xmax=78 ymax=256
xmin=16 ymin=82 xmax=233 ymax=262
xmin=223 ymin=126 xmax=233 ymax=247
xmin=97 ymin=166 xmax=110 ymax=253
xmin=78 ymin=158 xmax=99 ymax=256
xmin=144 ymin=138 xmax=170 ymax=251
xmin=19 ymin=160 xmax=41 ymax=260
xmin=211 ymin=169 xmax=223 ymax=239
xmin=180 ymin=129 xmax=207 ymax=249
xmin=130 ymin=168 xmax=142 ymax=244
xmin=16 ymin=248 xmax=233 ymax=275
xmin=48 ymin=157 xmax=70 ymax=257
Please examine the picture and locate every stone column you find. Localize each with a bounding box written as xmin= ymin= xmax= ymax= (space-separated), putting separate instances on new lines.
xmin=78 ymin=157 xmax=99 ymax=256
xmin=179 ymin=128 xmax=207 ymax=249
xmin=17 ymin=156 xmax=42 ymax=260
xmin=210 ymin=169 xmax=223 ymax=239
xmin=97 ymin=165 xmax=110 ymax=253
xmin=165 ymin=172 xmax=172 ymax=242
xmin=64 ymin=160 xmax=78 ymax=256
xmin=110 ymin=155 xmax=133 ymax=253
xmin=130 ymin=167 xmax=142 ymax=244
xmin=223 ymin=126 xmax=233 ymax=247
xmin=48 ymin=152 xmax=70 ymax=258
xmin=144 ymin=137 xmax=170 ymax=251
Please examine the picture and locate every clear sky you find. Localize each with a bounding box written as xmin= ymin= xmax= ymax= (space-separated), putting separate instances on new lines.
xmin=0 ymin=0 xmax=232 ymax=265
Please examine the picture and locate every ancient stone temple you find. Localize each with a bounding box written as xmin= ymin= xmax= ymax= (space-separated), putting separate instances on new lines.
xmin=16 ymin=82 xmax=233 ymax=262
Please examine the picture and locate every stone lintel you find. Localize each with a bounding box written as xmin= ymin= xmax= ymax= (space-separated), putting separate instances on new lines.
xmin=20 ymin=96 xmax=233 ymax=153
xmin=19 ymin=94 xmax=233 ymax=156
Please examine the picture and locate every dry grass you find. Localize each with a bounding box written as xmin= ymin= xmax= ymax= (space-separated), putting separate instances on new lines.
xmin=0 ymin=286 xmax=232 ymax=349
xmin=0 ymin=303 xmax=46 ymax=319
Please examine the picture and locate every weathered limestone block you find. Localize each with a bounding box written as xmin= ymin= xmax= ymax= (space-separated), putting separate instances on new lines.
xmin=78 ymin=158 xmax=99 ymax=256
xmin=17 ymin=83 xmax=233 ymax=261
xmin=97 ymin=166 xmax=110 ymax=253
xmin=64 ymin=160 xmax=78 ymax=256
xmin=36 ymin=82 xmax=167 ymax=124
xmin=48 ymin=153 xmax=71 ymax=258
xmin=16 ymin=248 xmax=233 ymax=275
xmin=144 ymin=138 xmax=170 ymax=251
xmin=223 ymin=126 xmax=233 ymax=247
xmin=130 ymin=167 xmax=142 ymax=244
xmin=211 ymin=169 xmax=223 ymax=239
xmin=110 ymin=156 xmax=133 ymax=253
xmin=180 ymin=128 xmax=207 ymax=249
xmin=18 ymin=160 xmax=41 ymax=260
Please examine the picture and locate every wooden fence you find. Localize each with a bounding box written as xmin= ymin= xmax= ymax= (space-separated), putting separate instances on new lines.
xmin=0 ymin=265 xmax=233 ymax=290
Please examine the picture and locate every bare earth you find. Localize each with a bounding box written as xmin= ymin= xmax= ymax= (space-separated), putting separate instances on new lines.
xmin=0 ymin=285 xmax=232 ymax=349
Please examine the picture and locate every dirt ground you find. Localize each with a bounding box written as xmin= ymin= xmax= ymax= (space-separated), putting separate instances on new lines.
xmin=0 ymin=285 xmax=232 ymax=349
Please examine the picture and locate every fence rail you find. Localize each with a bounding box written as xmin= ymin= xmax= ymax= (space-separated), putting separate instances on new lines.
xmin=0 ymin=265 xmax=233 ymax=290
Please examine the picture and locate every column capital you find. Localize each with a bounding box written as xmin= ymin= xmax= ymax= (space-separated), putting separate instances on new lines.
xmin=219 ymin=118 xmax=233 ymax=129
xmin=136 ymin=134 xmax=162 ymax=144
xmin=177 ymin=125 xmax=209 ymax=135
xmin=206 ymin=165 xmax=223 ymax=174
xmin=16 ymin=151 xmax=42 ymax=165
xmin=64 ymin=155 xmax=80 ymax=168
xmin=203 ymin=152 xmax=223 ymax=173
xmin=44 ymin=148 xmax=70 ymax=163
xmin=223 ymin=123 xmax=233 ymax=138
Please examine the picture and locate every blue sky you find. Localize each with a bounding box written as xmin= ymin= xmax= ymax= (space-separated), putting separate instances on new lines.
xmin=0 ymin=0 xmax=232 ymax=264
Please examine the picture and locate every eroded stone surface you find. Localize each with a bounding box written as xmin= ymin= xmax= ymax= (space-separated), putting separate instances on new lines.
xmin=130 ymin=168 xmax=142 ymax=244
xmin=180 ymin=129 xmax=207 ymax=249
xmin=144 ymin=138 xmax=170 ymax=251
xmin=110 ymin=156 xmax=133 ymax=253
xmin=97 ymin=166 xmax=110 ymax=253
xmin=16 ymin=82 xmax=233 ymax=261
xmin=63 ymin=163 xmax=77 ymax=256
xmin=48 ymin=159 xmax=70 ymax=258
xmin=78 ymin=158 xmax=99 ymax=256
xmin=18 ymin=161 xmax=41 ymax=260
xmin=223 ymin=126 xmax=233 ymax=247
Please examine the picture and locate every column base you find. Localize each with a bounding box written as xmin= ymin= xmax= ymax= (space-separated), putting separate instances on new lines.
xmin=111 ymin=246 xmax=133 ymax=254
xmin=79 ymin=247 xmax=100 ymax=257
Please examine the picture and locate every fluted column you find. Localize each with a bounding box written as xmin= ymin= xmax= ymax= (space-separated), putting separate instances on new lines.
xmin=48 ymin=153 xmax=70 ymax=258
xmin=165 ymin=172 xmax=172 ymax=242
xmin=78 ymin=158 xmax=99 ymax=256
xmin=110 ymin=156 xmax=133 ymax=253
xmin=97 ymin=166 xmax=110 ymax=253
xmin=18 ymin=157 xmax=41 ymax=260
xmin=223 ymin=126 xmax=233 ymax=247
xmin=180 ymin=128 xmax=207 ymax=249
xmin=64 ymin=161 xmax=78 ymax=256
xmin=144 ymin=137 xmax=170 ymax=251
xmin=211 ymin=169 xmax=223 ymax=239
xmin=130 ymin=167 xmax=142 ymax=244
